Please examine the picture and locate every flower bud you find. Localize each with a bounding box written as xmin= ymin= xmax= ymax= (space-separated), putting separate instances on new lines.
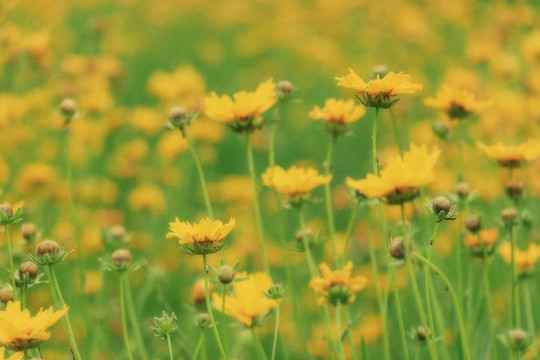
xmin=465 ymin=215 xmax=481 ymax=233
xmin=36 ymin=240 xmax=60 ymax=260
xmin=111 ymin=249 xmax=132 ymax=266
xmin=431 ymin=120 xmax=450 ymax=140
xmin=390 ymin=236 xmax=405 ymax=259
xmin=455 ymin=181 xmax=470 ymax=199
xmin=295 ymin=228 xmax=313 ymax=243
xmin=21 ymin=222 xmax=37 ymax=241
xmin=191 ymin=279 xmax=208 ymax=305
xmin=168 ymin=106 xmax=187 ymax=122
xmin=501 ymin=208 xmax=518 ymax=225
xmin=218 ymin=265 xmax=235 ymax=284
xmin=0 ymin=287 xmax=13 ymax=303
xmin=432 ymin=196 xmax=451 ymax=215
xmin=371 ymin=64 xmax=390 ymax=79
xmin=0 ymin=204 xmax=13 ymax=218
xmin=505 ymin=179 xmax=524 ymax=199
xmin=276 ymin=80 xmax=294 ymax=97
xmin=416 ymin=326 xmax=431 ymax=341
xmin=196 ymin=313 xmax=211 ymax=329
xmin=19 ymin=261 xmax=38 ymax=280
xmin=109 ymin=225 xmax=126 ymax=239
xmin=509 ymin=329 xmax=527 ymax=346
xmin=59 ymin=98 xmax=78 ymax=119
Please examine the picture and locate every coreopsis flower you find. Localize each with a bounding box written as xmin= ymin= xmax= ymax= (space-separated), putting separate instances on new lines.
xmin=204 ymin=79 xmax=277 ymax=132
xmin=476 ymin=140 xmax=540 ymax=167
xmin=463 ymin=228 xmax=499 ymax=255
xmin=262 ymin=165 xmax=332 ymax=205
xmin=346 ymin=144 xmax=440 ymax=204
xmin=0 ymin=347 xmax=23 ymax=360
xmin=309 ymin=98 xmax=366 ymax=136
xmin=335 ymin=69 xmax=422 ymax=108
xmin=499 ymin=242 xmax=540 ymax=275
xmin=309 ymin=261 xmax=367 ymax=305
xmin=213 ymin=272 xmax=277 ymax=327
xmin=424 ymin=86 xmax=491 ymax=119
xmin=167 ymin=217 xmax=235 ymax=255
xmin=0 ymin=301 xmax=69 ymax=351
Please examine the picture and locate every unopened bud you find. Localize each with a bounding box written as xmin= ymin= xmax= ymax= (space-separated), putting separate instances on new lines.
xmin=390 ymin=236 xmax=405 ymax=259
xmin=0 ymin=204 xmax=13 ymax=218
xmin=218 ymin=265 xmax=235 ymax=284
xmin=416 ymin=326 xmax=431 ymax=341
xmin=59 ymin=98 xmax=78 ymax=119
xmin=19 ymin=261 xmax=38 ymax=280
xmin=431 ymin=120 xmax=450 ymax=139
xmin=22 ymin=222 xmax=37 ymax=240
xmin=465 ymin=215 xmax=481 ymax=233
xmin=505 ymin=179 xmax=524 ymax=199
xmin=109 ymin=225 xmax=126 ymax=239
xmin=168 ymin=106 xmax=187 ymax=122
xmin=371 ymin=64 xmax=390 ymax=79
xmin=501 ymin=208 xmax=518 ymax=224
xmin=111 ymin=249 xmax=132 ymax=266
xmin=509 ymin=329 xmax=527 ymax=346
xmin=196 ymin=313 xmax=211 ymax=328
xmin=276 ymin=80 xmax=294 ymax=96
xmin=432 ymin=196 xmax=451 ymax=215
xmin=0 ymin=287 xmax=13 ymax=303
xmin=455 ymin=182 xmax=470 ymax=199
xmin=36 ymin=240 xmax=60 ymax=260
xmin=295 ymin=228 xmax=313 ymax=243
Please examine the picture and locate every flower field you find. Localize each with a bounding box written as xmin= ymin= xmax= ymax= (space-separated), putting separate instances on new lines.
xmin=1 ymin=1 xmax=540 ymax=359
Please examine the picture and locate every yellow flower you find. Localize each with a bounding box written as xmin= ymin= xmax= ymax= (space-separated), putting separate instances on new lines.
xmin=262 ymin=165 xmax=332 ymax=197
xmin=213 ymin=272 xmax=276 ymax=327
xmin=499 ymin=242 xmax=540 ymax=274
xmin=309 ymin=98 xmax=366 ymax=125
xmin=346 ymin=144 xmax=440 ymax=204
xmin=476 ymin=140 xmax=540 ymax=167
xmin=335 ymin=69 xmax=422 ymax=108
xmin=463 ymin=228 xmax=499 ymax=254
xmin=167 ymin=217 xmax=235 ymax=246
xmin=204 ymin=79 xmax=276 ymax=131
xmin=0 ymin=347 xmax=23 ymax=360
xmin=424 ymin=86 xmax=491 ymax=119
xmin=309 ymin=261 xmax=367 ymax=305
xmin=0 ymin=301 xmax=68 ymax=351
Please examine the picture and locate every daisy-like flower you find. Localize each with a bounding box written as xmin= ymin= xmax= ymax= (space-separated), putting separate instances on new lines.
xmin=499 ymin=242 xmax=540 ymax=275
xmin=309 ymin=261 xmax=367 ymax=305
xmin=213 ymin=272 xmax=277 ymax=327
xmin=476 ymin=140 xmax=540 ymax=167
xmin=309 ymin=98 xmax=366 ymax=135
xmin=167 ymin=217 xmax=235 ymax=255
xmin=204 ymin=79 xmax=277 ymax=132
xmin=262 ymin=165 xmax=332 ymax=205
xmin=424 ymin=86 xmax=492 ymax=119
xmin=0 ymin=348 xmax=23 ymax=360
xmin=463 ymin=228 xmax=499 ymax=255
xmin=335 ymin=69 xmax=423 ymax=108
xmin=0 ymin=301 xmax=68 ymax=351
xmin=346 ymin=143 xmax=440 ymax=204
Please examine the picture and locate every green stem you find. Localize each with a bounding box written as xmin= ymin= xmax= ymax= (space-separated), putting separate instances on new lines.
xmin=202 ymin=254 xmax=228 ymax=360
xmin=251 ymin=327 xmax=269 ymax=360
xmin=344 ymin=307 xmax=359 ymax=360
xmin=510 ymin=225 xmax=520 ymax=329
xmin=457 ymin=121 xmax=465 ymax=181
xmin=342 ymin=202 xmax=359 ymax=265
xmin=323 ymin=134 xmax=339 ymax=266
xmin=269 ymin=121 xmax=278 ymax=168
xmin=481 ymin=245 xmax=496 ymax=360
xmin=372 ymin=108 xmax=379 ymax=175
xmin=246 ymin=133 xmax=271 ymax=275
xmin=323 ymin=304 xmax=345 ymax=360
xmin=124 ymin=272 xmax=149 ymax=360
xmin=202 ymin=331 xmax=207 ymax=360
xmin=298 ymin=207 xmax=317 ymax=276
xmin=522 ymin=281 xmax=535 ymax=335
xmin=424 ymin=222 xmax=439 ymax=359
xmin=429 ymin=279 xmax=452 ymax=360
xmin=414 ymin=254 xmax=472 ymax=360
xmin=191 ymin=331 xmax=204 ymax=360
xmin=20 ymin=285 xmax=27 ymax=310
xmin=222 ymin=285 xmax=228 ymax=353
xmin=335 ymin=302 xmax=347 ymax=360
xmin=44 ymin=265 xmax=82 ymax=360
xmin=389 ymin=108 xmax=404 ymax=157
xmin=184 ymin=129 xmax=214 ymax=219
xmin=401 ymin=204 xmax=437 ymax=360
xmin=167 ymin=333 xmax=174 ymax=360
xmin=4 ymin=224 xmax=16 ymax=300
xmin=120 ymin=273 xmax=134 ymax=360
xmin=456 ymin=207 xmax=464 ymax=306
xmin=271 ymin=302 xmax=280 ymax=360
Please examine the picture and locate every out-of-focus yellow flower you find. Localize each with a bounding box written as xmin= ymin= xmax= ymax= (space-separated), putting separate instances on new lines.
xmin=309 ymin=261 xmax=367 ymax=305
xmin=128 ymin=183 xmax=166 ymax=213
xmin=309 ymin=98 xmax=366 ymax=125
xmin=424 ymin=86 xmax=491 ymax=119
xmin=16 ymin=163 xmax=57 ymax=195
xmin=522 ymin=30 xmax=540 ymax=65
xmin=0 ymin=347 xmax=23 ymax=360
xmin=346 ymin=144 xmax=440 ymax=204
xmin=499 ymin=242 xmax=540 ymax=274
xmin=463 ymin=228 xmax=499 ymax=254
xmin=204 ymin=79 xmax=276 ymax=131
xmin=0 ymin=301 xmax=68 ymax=351
xmin=476 ymin=140 xmax=540 ymax=167
xmin=262 ymin=165 xmax=332 ymax=198
xmin=167 ymin=217 xmax=235 ymax=246
xmin=335 ymin=70 xmax=422 ymax=108
xmin=213 ymin=272 xmax=276 ymax=327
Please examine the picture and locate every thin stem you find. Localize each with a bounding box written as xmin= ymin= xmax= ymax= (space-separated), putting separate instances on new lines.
xmin=456 ymin=206 xmax=464 ymax=306
xmin=344 ymin=307 xmax=359 ymax=360
xmin=271 ymin=302 xmax=280 ymax=360
xmin=389 ymin=108 xmax=404 ymax=157
xmin=246 ymin=133 xmax=271 ymax=274
xmin=298 ymin=207 xmax=317 ymax=276
xmin=480 ymin=243 xmax=496 ymax=360
xmin=45 ymin=265 xmax=82 ymax=360
xmin=424 ymin=222 xmax=440 ymax=359
xmin=120 ymin=273 xmax=134 ymax=360
xmin=372 ymin=108 xmax=379 ymax=175
xmin=335 ymin=302 xmax=347 ymax=360
xmin=167 ymin=333 xmax=174 ymax=360
xmin=323 ymin=304 xmax=345 ymax=360
xmin=323 ymin=134 xmax=339 ymax=266
xmin=202 ymin=254 xmax=229 ymax=360
xmin=269 ymin=121 xmax=278 ymax=168
xmin=222 ymin=285 xmax=228 ymax=353
xmin=401 ymin=204 xmax=437 ymax=360
xmin=20 ymin=285 xmax=27 ymax=310
xmin=522 ymin=281 xmax=535 ymax=335
xmin=457 ymin=121 xmax=465 ymax=181
xmin=510 ymin=225 xmax=520 ymax=329
xmin=414 ymin=254 xmax=472 ymax=360
xmin=124 ymin=272 xmax=149 ymax=360
xmin=184 ymin=129 xmax=214 ymax=219
xmin=4 ymin=225 xmax=16 ymax=300
xmin=342 ymin=201 xmax=359 ymax=265
xmin=251 ymin=327 xmax=269 ymax=360
xmin=191 ymin=331 xmax=204 ymax=360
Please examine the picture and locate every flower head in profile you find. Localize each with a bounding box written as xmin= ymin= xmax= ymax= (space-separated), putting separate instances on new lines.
xmin=0 ymin=348 xmax=23 ymax=360
xmin=499 ymin=242 xmax=540 ymax=276
xmin=346 ymin=144 xmax=440 ymax=204
xmin=213 ymin=272 xmax=276 ymax=327
xmin=424 ymin=86 xmax=491 ymax=119
xmin=335 ymin=69 xmax=422 ymax=108
xmin=309 ymin=261 xmax=367 ymax=305
xmin=476 ymin=140 xmax=540 ymax=167
xmin=309 ymin=98 xmax=366 ymax=136
xmin=166 ymin=217 xmax=235 ymax=255
xmin=204 ymin=79 xmax=277 ymax=132
xmin=463 ymin=228 xmax=499 ymax=255
xmin=262 ymin=165 xmax=332 ymax=206
xmin=0 ymin=301 xmax=69 ymax=351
